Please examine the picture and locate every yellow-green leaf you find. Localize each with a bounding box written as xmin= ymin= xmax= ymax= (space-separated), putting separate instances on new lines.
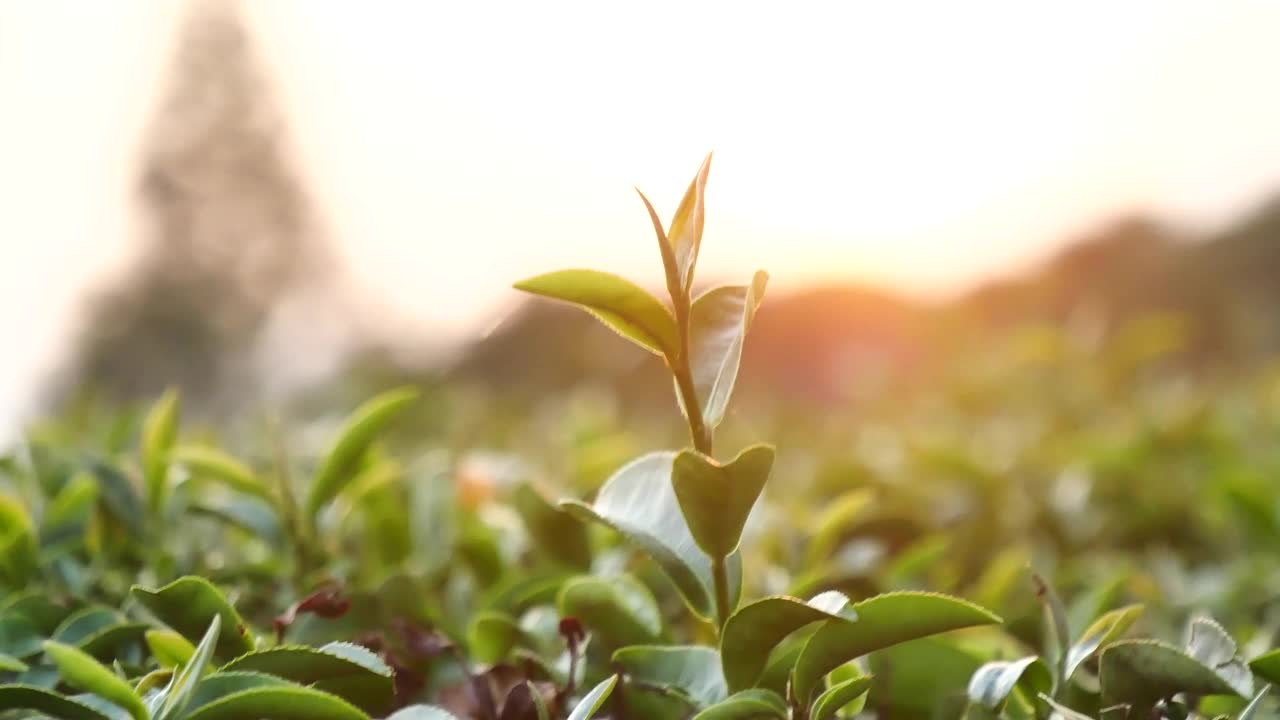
xmin=43 ymin=640 xmax=147 ymax=720
xmin=306 ymin=387 xmax=419 ymax=519
xmin=513 ymin=269 xmax=678 ymax=357
xmin=141 ymin=388 xmax=180 ymax=514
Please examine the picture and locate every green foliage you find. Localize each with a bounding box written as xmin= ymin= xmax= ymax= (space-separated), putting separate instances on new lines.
xmin=6 ymin=155 xmax=1280 ymax=719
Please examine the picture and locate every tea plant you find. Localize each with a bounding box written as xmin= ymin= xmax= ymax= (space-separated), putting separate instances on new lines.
xmin=1 ymin=156 xmax=1279 ymax=719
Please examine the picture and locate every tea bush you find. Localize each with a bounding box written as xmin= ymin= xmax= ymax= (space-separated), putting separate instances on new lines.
xmin=2 ymin=157 xmax=1280 ymax=719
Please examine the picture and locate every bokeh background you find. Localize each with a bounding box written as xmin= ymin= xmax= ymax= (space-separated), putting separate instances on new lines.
xmin=3 ymin=0 xmax=1280 ymax=440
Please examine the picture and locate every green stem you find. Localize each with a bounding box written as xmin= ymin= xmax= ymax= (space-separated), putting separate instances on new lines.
xmin=711 ymin=553 xmax=731 ymax=634
xmin=671 ymin=287 xmax=713 ymax=456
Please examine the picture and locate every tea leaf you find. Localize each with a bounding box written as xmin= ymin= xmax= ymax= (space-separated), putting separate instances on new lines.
xmin=666 ymin=153 xmax=713 ymax=293
xmin=683 ymin=271 xmax=768 ymax=429
xmin=130 ymin=576 xmax=254 ymax=660
xmin=1100 ymin=640 xmax=1240 ymax=705
xmin=613 ymin=645 xmax=727 ymax=709
xmin=810 ymin=675 xmax=873 ymax=720
xmin=1065 ymin=604 xmax=1144 ymax=681
xmin=967 ymin=656 xmax=1052 ymax=711
xmin=720 ymin=591 xmax=856 ymax=692
xmin=690 ymin=688 xmax=788 ymax=719
xmin=672 ymin=444 xmax=774 ymax=559
xmin=566 ymin=674 xmax=617 ymax=720
xmin=306 ymin=386 xmax=419 ymax=518
xmin=43 ymin=640 xmax=147 ymax=720
xmin=141 ymin=388 xmax=180 ymax=515
xmin=513 ymin=269 xmax=678 ymax=357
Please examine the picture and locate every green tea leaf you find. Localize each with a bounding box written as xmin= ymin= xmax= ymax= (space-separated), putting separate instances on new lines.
xmin=466 ymin=611 xmax=536 ymax=665
xmin=967 ymin=656 xmax=1052 ymax=711
xmin=183 ymin=671 xmax=290 ymax=714
xmin=141 ymin=388 xmax=180 ymax=515
xmin=145 ymin=627 xmax=194 ymax=666
xmin=0 ymin=684 xmax=121 ymax=720
xmin=1065 ymin=604 xmax=1144 ymax=681
xmin=154 ymin=614 xmax=221 ymax=720
xmin=720 ymin=591 xmax=855 ymax=692
xmin=513 ymin=269 xmax=678 ymax=357
xmin=1100 ymin=640 xmax=1240 ymax=705
xmin=181 ymin=684 xmax=370 ymax=720
xmin=690 ymin=688 xmax=788 ymax=719
xmin=220 ymin=642 xmax=394 ymax=715
xmin=52 ymin=608 xmax=125 ymax=647
xmin=43 ymin=640 xmax=147 ymax=720
xmin=306 ymin=386 xmax=419 ymax=518
xmin=130 ymin=576 xmax=254 ymax=660
xmin=672 ymin=444 xmax=774 ymax=560
xmin=613 ymin=645 xmax=727 ymax=709
xmin=41 ymin=472 xmax=98 ymax=551
xmin=0 ymin=614 xmax=45 ymax=658
xmin=667 ymin=153 xmax=713 ymax=293
xmin=790 ymin=591 xmax=1002 ymax=704
xmin=0 ymin=652 xmax=28 ymax=672
xmin=0 ymin=494 xmax=38 ymax=589
xmin=810 ymin=675 xmax=873 ymax=720
xmin=560 ymin=451 xmax=741 ymax=621
xmin=683 ymin=272 xmax=768 ymax=429
xmin=557 ymin=574 xmax=663 ymax=649
xmin=171 ymin=445 xmax=271 ymax=501
xmin=513 ymin=482 xmax=591 ymax=570
xmin=1249 ymin=648 xmax=1280 ymax=684
xmin=566 ymin=675 xmax=617 ymax=720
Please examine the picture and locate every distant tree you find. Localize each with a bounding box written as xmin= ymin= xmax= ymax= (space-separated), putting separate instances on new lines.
xmin=52 ymin=0 xmax=337 ymax=414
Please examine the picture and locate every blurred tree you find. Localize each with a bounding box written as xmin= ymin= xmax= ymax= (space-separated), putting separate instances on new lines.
xmin=51 ymin=0 xmax=337 ymax=414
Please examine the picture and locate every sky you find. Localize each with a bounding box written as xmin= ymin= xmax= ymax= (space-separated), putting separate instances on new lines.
xmin=3 ymin=0 xmax=1280 ymax=431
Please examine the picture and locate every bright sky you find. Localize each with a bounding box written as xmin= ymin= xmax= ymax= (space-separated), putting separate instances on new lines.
xmin=3 ymin=0 xmax=1280 ymax=431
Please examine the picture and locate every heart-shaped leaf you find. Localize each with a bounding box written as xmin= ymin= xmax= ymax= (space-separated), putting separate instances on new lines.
xmin=720 ymin=591 xmax=855 ymax=692
xmin=682 ymin=272 xmax=768 ymax=430
xmin=1065 ymin=604 xmax=1144 ymax=682
xmin=141 ymin=388 xmax=180 ymax=515
xmin=560 ymin=452 xmax=741 ymax=621
xmin=220 ymin=641 xmax=394 ymax=714
xmin=666 ymin=153 xmax=713 ymax=293
xmin=790 ymin=591 xmax=1002 ymax=704
xmin=566 ymin=675 xmax=617 ymax=720
xmin=557 ymin=575 xmax=662 ymax=649
xmin=690 ymin=688 xmax=787 ymax=719
xmin=513 ymin=269 xmax=679 ymax=357
xmin=0 ymin=684 xmax=122 ymax=720
xmin=306 ymin=386 xmax=419 ymax=519
xmin=43 ymin=640 xmax=147 ymax=720
xmin=130 ymin=576 xmax=254 ymax=660
xmin=1100 ymin=640 xmax=1241 ymax=705
xmin=810 ymin=675 xmax=874 ymax=720
xmin=968 ymin=656 xmax=1052 ymax=711
xmin=672 ymin=444 xmax=774 ymax=560
xmin=614 ymin=645 xmax=727 ymax=709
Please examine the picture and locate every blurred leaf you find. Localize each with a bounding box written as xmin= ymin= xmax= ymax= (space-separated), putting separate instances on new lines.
xmin=683 ymin=272 xmax=768 ymax=429
xmin=513 ymin=483 xmax=591 ymax=570
xmin=141 ymin=388 xmax=180 ymax=515
xmin=790 ymin=591 xmax=1002 ymax=705
xmin=866 ymin=637 xmax=983 ymax=720
xmin=306 ymin=386 xmax=419 ymax=519
xmin=43 ymin=640 xmax=147 ymax=720
xmin=0 ymin=494 xmax=38 ymax=589
xmin=557 ymin=574 xmax=662 ymax=649
xmin=41 ymin=472 xmax=98 ymax=552
xmin=0 ymin=684 xmax=123 ymax=720
xmin=613 ymin=645 xmax=727 ymax=709
xmin=513 ymin=269 xmax=678 ymax=357
xmin=0 ymin=614 xmax=45 ymax=658
xmin=566 ymin=674 xmax=617 ymax=720
xmin=1186 ymin=616 xmax=1253 ymax=697
xmin=1100 ymin=640 xmax=1240 ymax=705
xmin=467 ymin=611 xmax=536 ymax=665
xmin=690 ymin=688 xmax=787 ymax=719
xmin=967 ymin=656 xmax=1052 ymax=712
xmin=672 ymin=444 xmax=774 ymax=559
xmin=171 ymin=445 xmax=271 ymax=501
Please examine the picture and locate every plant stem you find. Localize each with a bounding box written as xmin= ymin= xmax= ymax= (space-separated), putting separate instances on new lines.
xmin=671 ymin=288 xmax=713 ymax=456
xmin=711 ymin=553 xmax=731 ymax=634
